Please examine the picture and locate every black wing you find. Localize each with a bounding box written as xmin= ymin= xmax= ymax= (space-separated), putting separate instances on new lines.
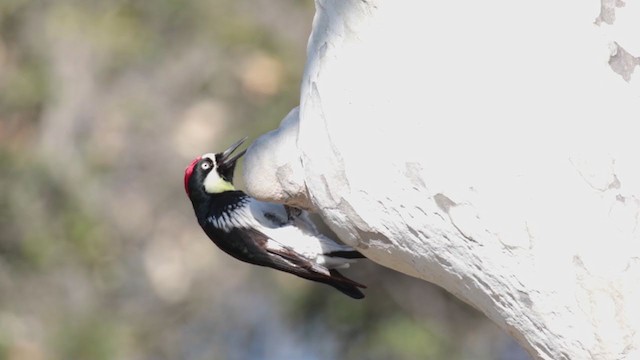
xmin=209 ymin=226 xmax=365 ymax=299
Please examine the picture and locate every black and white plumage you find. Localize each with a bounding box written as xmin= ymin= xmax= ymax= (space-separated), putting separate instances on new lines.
xmin=184 ymin=137 xmax=366 ymax=299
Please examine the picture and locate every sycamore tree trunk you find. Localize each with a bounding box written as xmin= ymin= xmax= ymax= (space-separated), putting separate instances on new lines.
xmin=242 ymin=0 xmax=640 ymax=359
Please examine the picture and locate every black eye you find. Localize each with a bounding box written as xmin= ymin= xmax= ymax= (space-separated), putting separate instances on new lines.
xmin=201 ymin=161 xmax=212 ymax=170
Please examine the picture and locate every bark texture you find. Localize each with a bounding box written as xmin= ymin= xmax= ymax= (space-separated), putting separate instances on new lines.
xmin=243 ymin=1 xmax=640 ymax=358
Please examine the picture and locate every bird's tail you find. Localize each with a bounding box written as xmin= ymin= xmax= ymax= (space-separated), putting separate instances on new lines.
xmin=325 ymin=269 xmax=367 ymax=299
xmin=326 ymin=250 xmax=366 ymax=259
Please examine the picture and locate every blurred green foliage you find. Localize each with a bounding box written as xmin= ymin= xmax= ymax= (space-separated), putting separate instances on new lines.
xmin=54 ymin=317 xmax=122 ymax=360
xmin=0 ymin=150 xmax=110 ymax=270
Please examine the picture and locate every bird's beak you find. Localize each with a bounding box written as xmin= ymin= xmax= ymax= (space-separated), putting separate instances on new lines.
xmin=219 ymin=137 xmax=248 ymax=168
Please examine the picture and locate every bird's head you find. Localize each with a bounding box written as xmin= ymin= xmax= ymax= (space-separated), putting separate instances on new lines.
xmin=184 ymin=137 xmax=247 ymax=197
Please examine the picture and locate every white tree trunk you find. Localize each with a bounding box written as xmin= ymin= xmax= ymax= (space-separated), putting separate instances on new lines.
xmin=242 ymin=1 xmax=640 ymax=359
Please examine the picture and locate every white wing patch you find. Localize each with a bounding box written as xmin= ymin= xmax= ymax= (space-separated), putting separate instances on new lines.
xmin=248 ymin=200 xmax=288 ymax=227
xmin=206 ymin=198 xmax=359 ymax=269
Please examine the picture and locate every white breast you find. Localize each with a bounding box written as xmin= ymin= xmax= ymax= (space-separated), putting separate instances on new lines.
xmin=247 ymin=200 xmax=354 ymax=255
xmin=211 ymin=197 xmax=357 ymax=267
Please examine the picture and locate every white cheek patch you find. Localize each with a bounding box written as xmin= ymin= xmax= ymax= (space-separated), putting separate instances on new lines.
xmin=201 ymin=153 xmax=235 ymax=193
xmin=204 ymin=170 xmax=234 ymax=193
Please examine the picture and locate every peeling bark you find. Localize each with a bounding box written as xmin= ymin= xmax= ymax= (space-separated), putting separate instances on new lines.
xmin=608 ymin=42 xmax=640 ymax=82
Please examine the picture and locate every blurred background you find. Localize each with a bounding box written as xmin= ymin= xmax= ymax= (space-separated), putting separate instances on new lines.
xmin=0 ymin=1 xmax=530 ymax=359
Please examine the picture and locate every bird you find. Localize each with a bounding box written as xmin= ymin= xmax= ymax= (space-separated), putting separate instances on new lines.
xmin=184 ymin=137 xmax=367 ymax=299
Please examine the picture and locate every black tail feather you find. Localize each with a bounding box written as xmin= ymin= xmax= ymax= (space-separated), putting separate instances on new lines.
xmin=323 ymin=269 xmax=366 ymax=299
xmin=326 ymin=250 xmax=366 ymax=259
xmin=295 ymin=268 xmax=367 ymax=299
xmin=330 ymin=282 xmax=365 ymax=299
xmin=328 ymin=269 xmax=367 ymax=288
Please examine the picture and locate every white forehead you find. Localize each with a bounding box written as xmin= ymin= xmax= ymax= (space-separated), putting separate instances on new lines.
xmin=201 ymin=153 xmax=217 ymax=166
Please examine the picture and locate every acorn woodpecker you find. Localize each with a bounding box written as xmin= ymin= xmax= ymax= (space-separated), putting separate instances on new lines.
xmin=184 ymin=137 xmax=366 ymax=299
